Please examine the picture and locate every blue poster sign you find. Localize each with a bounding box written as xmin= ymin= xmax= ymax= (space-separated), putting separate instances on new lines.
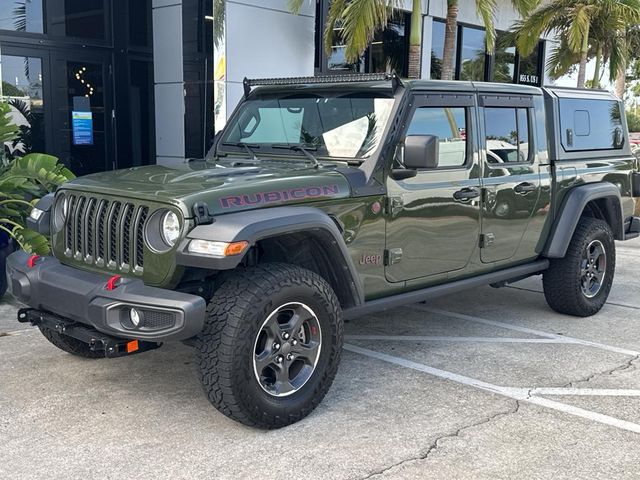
xmin=72 ymin=111 xmax=94 ymax=146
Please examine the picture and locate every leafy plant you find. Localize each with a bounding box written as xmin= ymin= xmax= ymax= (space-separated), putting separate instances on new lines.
xmin=0 ymin=102 xmax=19 ymax=164
xmin=0 ymin=103 xmax=74 ymax=254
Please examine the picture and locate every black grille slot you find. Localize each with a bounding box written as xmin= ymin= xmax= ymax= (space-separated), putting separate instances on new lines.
xmin=134 ymin=207 xmax=148 ymax=269
xmin=142 ymin=310 xmax=176 ymax=329
xmin=61 ymin=194 xmax=149 ymax=274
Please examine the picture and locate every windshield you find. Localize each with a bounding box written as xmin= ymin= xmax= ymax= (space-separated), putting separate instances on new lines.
xmin=219 ymin=92 xmax=396 ymax=160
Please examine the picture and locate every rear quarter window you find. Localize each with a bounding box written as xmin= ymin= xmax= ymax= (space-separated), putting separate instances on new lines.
xmin=559 ymin=98 xmax=624 ymax=151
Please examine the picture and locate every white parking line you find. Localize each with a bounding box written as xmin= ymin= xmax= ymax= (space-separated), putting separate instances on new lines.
xmin=345 ymin=344 xmax=640 ymax=435
xmin=345 ymin=335 xmax=567 ymax=344
xmin=410 ymin=306 xmax=640 ymax=357
xmin=530 ymin=388 xmax=640 ymax=397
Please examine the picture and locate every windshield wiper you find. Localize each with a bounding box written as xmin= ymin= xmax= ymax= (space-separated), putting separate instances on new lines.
xmin=271 ymin=144 xmax=320 ymax=169
xmin=222 ymin=142 xmax=260 ymax=160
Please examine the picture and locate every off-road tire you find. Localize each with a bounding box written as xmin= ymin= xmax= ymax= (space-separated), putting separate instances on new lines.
xmin=197 ymin=263 xmax=343 ymax=429
xmin=543 ymin=217 xmax=615 ymax=317
xmin=38 ymin=326 xmax=105 ymax=359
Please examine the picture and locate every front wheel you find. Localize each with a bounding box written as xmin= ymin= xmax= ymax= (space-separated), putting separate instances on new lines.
xmin=197 ymin=263 xmax=343 ymax=429
xmin=543 ymin=217 xmax=615 ymax=317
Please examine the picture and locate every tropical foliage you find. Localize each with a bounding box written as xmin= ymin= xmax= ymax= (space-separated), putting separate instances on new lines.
xmin=0 ymin=103 xmax=74 ymax=254
xmin=514 ymin=0 xmax=640 ymax=89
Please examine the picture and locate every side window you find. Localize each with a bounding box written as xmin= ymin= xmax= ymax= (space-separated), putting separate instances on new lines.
xmin=484 ymin=107 xmax=531 ymax=164
xmin=406 ymin=107 xmax=467 ymax=168
xmin=559 ymin=99 xmax=624 ymax=151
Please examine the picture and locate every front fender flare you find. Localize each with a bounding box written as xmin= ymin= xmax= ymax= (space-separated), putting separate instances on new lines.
xmin=176 ymin=206 xmax=364 ymax=306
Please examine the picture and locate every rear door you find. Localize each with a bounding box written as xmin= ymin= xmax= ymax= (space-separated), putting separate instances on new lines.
xmin=479 ymin=95 xmax=542 ymax=263
xmin=385 ymin=93 xmax=481 ymax=283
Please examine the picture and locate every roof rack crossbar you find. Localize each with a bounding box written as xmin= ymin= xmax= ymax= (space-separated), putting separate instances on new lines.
xmin=242 ymin=72 xmax=402 ymax=97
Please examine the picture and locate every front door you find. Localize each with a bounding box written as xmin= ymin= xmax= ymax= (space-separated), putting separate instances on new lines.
xmin=479 ymin=95 xmax=542 ymax=263
xmin=385 ymin=93 xmax=481 ymax=283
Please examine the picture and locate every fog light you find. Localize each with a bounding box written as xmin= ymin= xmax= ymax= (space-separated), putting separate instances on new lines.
xmin=129 ymin=308 xmax=142 ymax=328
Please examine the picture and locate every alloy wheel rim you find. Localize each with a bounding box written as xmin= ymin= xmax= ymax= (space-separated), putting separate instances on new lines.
xmin=252 ymin=302 xmax=322 ymax=397
xmin=580 ymin=240 xmax=607 ymax=299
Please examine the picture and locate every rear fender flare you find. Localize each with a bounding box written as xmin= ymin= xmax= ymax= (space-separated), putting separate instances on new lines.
xmin=544 ymin=182 xmax=624 ymax=258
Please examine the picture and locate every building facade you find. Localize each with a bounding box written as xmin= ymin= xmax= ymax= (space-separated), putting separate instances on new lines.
xmin=0 ymin=0 xmax=552 ymax=173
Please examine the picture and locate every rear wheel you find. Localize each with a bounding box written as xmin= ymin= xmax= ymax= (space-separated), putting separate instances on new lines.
xmin=38 ymin=326 xmax=105 ymax=359
xmin=543 ymin=217 xmax=615 ymax=317
xmin=197 ymin=263 xmax=343 ymax=429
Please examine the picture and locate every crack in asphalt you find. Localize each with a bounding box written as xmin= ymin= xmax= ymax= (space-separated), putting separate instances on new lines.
xmin=563 ymin=355 xmax=640 ymax=389
xmin=356 ymin=400 xmax=522 ymax=480
xmin=355 ymin=354 xmax=640 ymax=479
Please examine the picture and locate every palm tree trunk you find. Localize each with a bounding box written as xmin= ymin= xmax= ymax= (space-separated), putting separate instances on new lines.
xmin=441 ymin=0 xmax=459 ymax=81
xmin=407 ymin=0 xmax=422 ymax=79
xmin=592 ymin=44 xmax=602 ymax=88
xmin=615 ymin=68 xmax=626 ymax=99
xmin=576 ymin=24 xmax=590 ymax=89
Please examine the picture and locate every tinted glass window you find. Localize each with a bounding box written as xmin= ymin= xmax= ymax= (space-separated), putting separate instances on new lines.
xmin=430 ymin=20 xmax=455 ymax=80
xmin=518 ymin=42 xmax=541 ymax=86
xmin=407 ymin=107 xmax=467 ymax=168
xmin=0 ymin=0 xmax=44 ymax=33
xmin=484 ymin=107 xmax=531 ymax=163
xmin=459 ymin=27 xmax=485 ymax=81
xmin=492 ymin=32 xmax=515 ymax=83
xmin=560 ymin=99 xmax=624 ymax=151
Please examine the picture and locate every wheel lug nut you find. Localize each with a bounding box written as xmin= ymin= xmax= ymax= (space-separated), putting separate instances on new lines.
xmin=291 ymin=339 xmax=297 ymax=346
xmin=286 ymin=353 xmax=294 ymax=361
xmin=273 ymin=343 xmax=280 ymax=350
xmin=275 ymin=355 xmax=283 ymax=364
xmin=282 ymin=332 xmax=290 ymax=340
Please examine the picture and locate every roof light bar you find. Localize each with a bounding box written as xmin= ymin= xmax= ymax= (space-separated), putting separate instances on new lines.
xmin=242 ymin=72 xmax=402 ymax=97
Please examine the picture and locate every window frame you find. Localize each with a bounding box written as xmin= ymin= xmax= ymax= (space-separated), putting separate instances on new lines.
xmin=399 ymin=93 xmax=476 ymax=172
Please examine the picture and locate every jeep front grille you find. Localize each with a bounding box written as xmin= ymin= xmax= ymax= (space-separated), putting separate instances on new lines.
xmin=62 ymin=194 xmax=149 ymax=273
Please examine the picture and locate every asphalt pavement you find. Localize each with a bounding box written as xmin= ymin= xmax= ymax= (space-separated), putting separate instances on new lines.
xmin=2 ymin=240 xmax=640 ymax=479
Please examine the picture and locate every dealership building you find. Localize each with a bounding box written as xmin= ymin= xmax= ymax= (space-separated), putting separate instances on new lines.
xmin=0 ymin=0 xmax=551 ymax=174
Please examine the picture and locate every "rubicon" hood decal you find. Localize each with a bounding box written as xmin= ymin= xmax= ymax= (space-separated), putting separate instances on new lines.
xmin=220 ymin=185 xmax=341 ymax=209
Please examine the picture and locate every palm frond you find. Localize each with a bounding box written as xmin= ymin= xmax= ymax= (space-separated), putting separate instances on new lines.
xmin=475 ymin=0 xmax=497 ymax=53
xmin=287 ymin=0 xmax=308 ymax=14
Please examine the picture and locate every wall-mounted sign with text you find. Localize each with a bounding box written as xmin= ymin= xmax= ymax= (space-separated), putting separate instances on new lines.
xmin=71 ymin=111 xmax=94 ymax=145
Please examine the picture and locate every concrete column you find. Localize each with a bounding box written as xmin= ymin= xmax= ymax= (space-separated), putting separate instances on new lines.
xmin=152 ymin=0 xmax=185 ymax=166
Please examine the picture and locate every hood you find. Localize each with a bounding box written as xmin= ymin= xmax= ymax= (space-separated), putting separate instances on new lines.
xmin=62 ymin=157 xmax=354 ymax=216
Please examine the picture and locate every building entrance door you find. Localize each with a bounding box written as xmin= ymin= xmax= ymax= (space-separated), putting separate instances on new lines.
xmin=50 ymin=51 xmax=114 ymax=176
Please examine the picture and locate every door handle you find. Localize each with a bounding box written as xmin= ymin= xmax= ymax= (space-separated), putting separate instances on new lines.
xmin=453 ymin=187 xmax=481 ymax=201
xmin=514 ymin=182 xmax=537 ymax=195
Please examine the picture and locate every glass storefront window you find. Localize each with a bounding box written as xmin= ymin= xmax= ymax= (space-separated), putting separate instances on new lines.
xmin=369 ymin=14 xmax=409 ymax=75
xmin=0 ymin=0 xmax=44 ymax=33
xmin=459 ymin=26 xmax=485 ymax=81
xmin=0 ymin=54 xmax=45 ymax=157
xmin=430 ymin=19 xmax=453 ymax=80
xmin=0 ymin=0 xmax=106 ymax=39
xmin=518 ymin=42 xmax=541 ymax=86
xmin=492 ymin=32 xmax=516 ymax=83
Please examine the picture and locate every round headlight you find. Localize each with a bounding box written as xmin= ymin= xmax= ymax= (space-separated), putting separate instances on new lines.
xmin=161 ymin=211 xmax=181 ymax=247
xmin=61 ymin=196 xmax=69 ymax=219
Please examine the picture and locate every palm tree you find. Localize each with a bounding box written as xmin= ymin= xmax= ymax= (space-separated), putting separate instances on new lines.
xmin=514 ymin=0 xmax=640 ymax=89
xmin=440 ymin=0 xmax=540 ymax=80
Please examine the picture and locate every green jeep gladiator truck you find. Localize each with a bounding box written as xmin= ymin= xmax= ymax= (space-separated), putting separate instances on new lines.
xmin=7 ymin=74 xmax=640 ymax=428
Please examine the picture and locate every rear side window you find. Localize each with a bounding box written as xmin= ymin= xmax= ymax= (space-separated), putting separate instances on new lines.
xmin=484 ymin=107 xmax=531 ymax=164
xmin=406 ymin=107 xmax=468 ymax=168
xmin=560 ymin=99 xmax=624 ymax=151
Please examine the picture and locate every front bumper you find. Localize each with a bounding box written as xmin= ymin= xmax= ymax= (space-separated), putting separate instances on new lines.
xmin=6 ymin=251 xmax=206 ymax=342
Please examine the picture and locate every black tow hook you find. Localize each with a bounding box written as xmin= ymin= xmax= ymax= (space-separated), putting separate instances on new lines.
xmin=17 ymin=308 xmax=162 ymax=358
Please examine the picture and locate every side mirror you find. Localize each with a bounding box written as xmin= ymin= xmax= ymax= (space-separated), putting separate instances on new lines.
xmin=404 ymin=135 xmax=439 ymax=169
